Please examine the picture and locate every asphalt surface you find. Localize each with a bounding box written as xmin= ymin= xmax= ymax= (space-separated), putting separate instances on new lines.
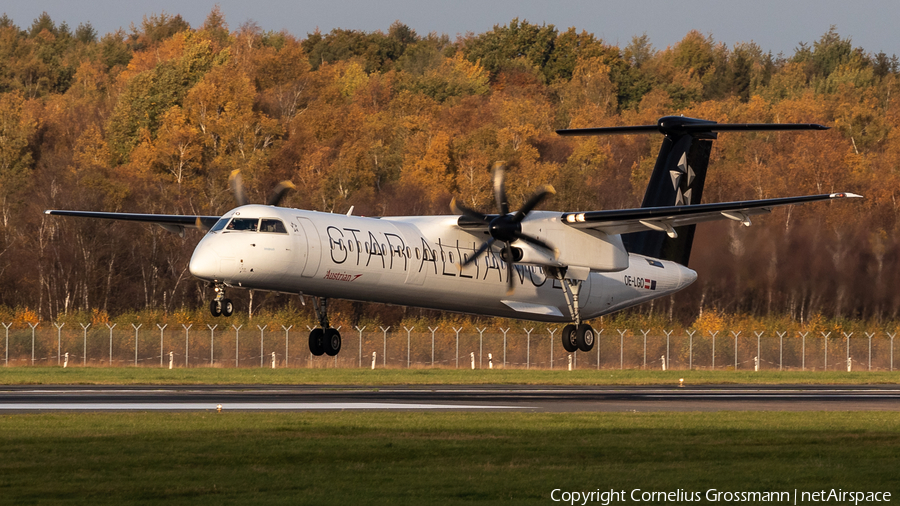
xmin=1 ymin=384 xmax=899 ymax=412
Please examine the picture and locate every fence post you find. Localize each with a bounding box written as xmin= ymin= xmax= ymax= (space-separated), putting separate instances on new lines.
xmin=641 ymin=329 xmax=650 ymax=369
xmin=404 ymin=326 xmax=414 ymax=368
xmin=453 ymin=327 xmax=463 ymax=369
xmin=865 ymin=332 xmax=874 ymax=371
xmin=132 ymin=324 xmax=142 ymax=366
xmin=821 ymin=332 xmax=831 ymax=371
xmin=524 ymin=328 xmax=533 ymax=369
xmin=686 ymin=330 xmax=696 ymax=370
xmin=54 ymin=322 xmax=65 ymax=365
xmin=157 ymin=324 xmax=168 ymax=367
xmin=843 ymin=332 xmax=853 ymax=372
xmin=282 ymin=325 xmax=292 ymax=368
xmin=259 ymin=325 xmax=268 ymax=367
xmin=731 ymin=330 xmax=740 ymax=371
xmin=380 ymin=326 xmax=390 ymax=368
xmin=548 ymin=328 xmax=557 ymax=370
xmin=754 ymin=332 xmax=764 ymax=371
xmin=500 ymin=328 xmax=510 ymax=368
xmin=207 ymin=324 xmax=217 ymax=366
xmin=663 ymin=330 xmax=673 ymax=370
xmin=428 ymin=326 xmax=438 ymax=367
xmin=27 ymin=322 xmax=40 ymax=366
xmin=477 ymin=327 xmax=487 ymax=369
xmin=709 ymin=331 xmax=719 ymax=369
xmin=233 ymin=325 xmax=243 ymax=367
xmin=182 ymin=324 xmax=191 ymax=368
xmin=3 ymin=322 xmax=11 ymax=366
xmin=306 ymin=325 xmax=315 ymax=365
xmin=105 ymin=323 xmax=115 ymax=366
xmin=80 ymin=323 xmax=90 ymax=366
xmin=617 ymin=329 xmax=627 ymax=370
xmin=798 ymin=332 xmax=808 ymax=370
xmin=355 ymin=326 xmax=366 ymax=368
xmin=776 ymin=332 xmax=786 ymax=371
xmin=889 ymin=332 xmax=896 ymax=372
xmin=596 ymin=328 xmax=604 ymax=369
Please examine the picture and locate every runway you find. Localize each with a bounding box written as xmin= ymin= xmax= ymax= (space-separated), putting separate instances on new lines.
xmin=1 ymin=384 xmax=899 ymax=412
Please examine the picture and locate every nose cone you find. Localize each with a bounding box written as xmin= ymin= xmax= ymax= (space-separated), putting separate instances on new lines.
xmin=189 ymin=241 xmax=221 ymax=281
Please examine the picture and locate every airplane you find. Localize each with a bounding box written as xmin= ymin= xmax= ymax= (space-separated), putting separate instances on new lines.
xmin=46 ymin=116 xmax=861 ymax=358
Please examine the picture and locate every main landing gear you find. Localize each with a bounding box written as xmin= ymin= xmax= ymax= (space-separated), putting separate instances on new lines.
xmin=209 ymin=283 xmax=234 ymax=317
xmin=308 ymin=297 xmax=341 ymax=357
xmin=550 ymin=268 xmax=596 ymax=353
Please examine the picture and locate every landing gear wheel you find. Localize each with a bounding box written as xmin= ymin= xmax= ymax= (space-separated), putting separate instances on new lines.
xmin=308 ymin=328 xmax=325 ymax=356
xmin=576 ymin=324 xmax=595 ymax=352
xmin=561 ymin=324 xmax=578 ymax=353
xmin=209 ymin=300 xmax=222 ymax=317
xmin=221 ymin=299 xmax=234 ymax=317
xmin=324 ymin=328 xmax=342 ymax=356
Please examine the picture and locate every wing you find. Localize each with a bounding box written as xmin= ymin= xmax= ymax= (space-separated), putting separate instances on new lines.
xmin=560 ymin=193 xmax=862 ymax=237
xmin=44 ymin=210 xmax=221 ymax=236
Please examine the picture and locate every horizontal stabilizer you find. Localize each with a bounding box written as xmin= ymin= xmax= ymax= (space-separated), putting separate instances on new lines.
xmin=557 ymin=116 xmax=828 ymax=137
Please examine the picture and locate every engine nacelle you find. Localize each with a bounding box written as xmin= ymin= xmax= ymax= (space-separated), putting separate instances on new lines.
xmin=519 ymin=212 xmax=629 ymax=272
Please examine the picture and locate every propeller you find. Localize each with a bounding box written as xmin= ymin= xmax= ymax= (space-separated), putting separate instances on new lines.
xmin=197 ymin=170 xmax=295 ymax=231
xmin=451 ymin=162 xmax=557 ymax=294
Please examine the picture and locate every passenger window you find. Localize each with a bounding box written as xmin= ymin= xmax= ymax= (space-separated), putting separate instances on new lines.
xmin=226 ymin=218 xmax=259 ymax=232
xmin=259 ymin=219 xmax=287 ymax=234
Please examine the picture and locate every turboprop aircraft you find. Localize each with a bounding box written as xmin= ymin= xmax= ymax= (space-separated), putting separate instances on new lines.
xmin=46 ymin=116 xmax=861 ymax=357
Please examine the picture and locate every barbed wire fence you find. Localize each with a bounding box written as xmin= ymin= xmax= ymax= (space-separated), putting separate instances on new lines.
xmin=0 ymin=323 xmax=897 ymax=371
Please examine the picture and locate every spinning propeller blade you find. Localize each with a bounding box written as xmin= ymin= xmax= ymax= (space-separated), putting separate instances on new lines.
xmin=450 ymin=162 xmax=558 ymax=293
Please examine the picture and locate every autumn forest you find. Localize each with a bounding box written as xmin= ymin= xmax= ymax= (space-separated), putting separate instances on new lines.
xmin=1 ymin=8 xmax=899 ymax=327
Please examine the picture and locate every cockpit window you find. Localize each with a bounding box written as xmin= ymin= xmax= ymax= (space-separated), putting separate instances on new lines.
xmin=226 ymin=218 xmax=259 ymax=232
xmin=209 ymin=217 xmax=229 ymax=233
xmin=259 ymin=219 xmax=287 ymax=234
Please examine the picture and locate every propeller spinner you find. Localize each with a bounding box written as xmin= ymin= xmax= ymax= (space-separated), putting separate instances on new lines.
xmin=451 ymin=162 xmax=557 ymax=294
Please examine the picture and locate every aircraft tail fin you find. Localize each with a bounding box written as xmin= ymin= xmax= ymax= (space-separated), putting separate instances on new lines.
xmin=557 ymin=116 xmax=828 ymax=266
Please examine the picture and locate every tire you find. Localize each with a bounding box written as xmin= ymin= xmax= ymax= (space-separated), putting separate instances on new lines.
xmin=222 ymin=299 xmax=234 ymax=317
xmin=209 ymin=300 xmax=222 ymax=317
xmin=324 ymin=328 xmax=342 ymax=356
xmin=561 ymin=324 xmax=578 ymax=353
xmin=308 ymin=328 xmax=325 ymax=356
xmin=576 ymin=324 xmax=595 ymax=352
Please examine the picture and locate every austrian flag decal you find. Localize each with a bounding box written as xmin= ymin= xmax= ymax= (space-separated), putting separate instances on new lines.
xmin=645 ymin=279 xmax=657 ymax=290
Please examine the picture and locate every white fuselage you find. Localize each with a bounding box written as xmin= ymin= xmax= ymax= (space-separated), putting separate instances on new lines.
xmin=188 ymin=205 xmax=697 ymax=322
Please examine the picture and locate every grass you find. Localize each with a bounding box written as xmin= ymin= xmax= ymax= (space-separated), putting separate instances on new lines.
xmin=0 ymin=366 xmax=899 ymax=385
xmin=0 ymin=411 xmax=897 ymax=505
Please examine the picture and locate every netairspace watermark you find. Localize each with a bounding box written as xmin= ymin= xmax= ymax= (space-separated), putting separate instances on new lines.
xmin=550 ymin=488 xmax=892 ymax=505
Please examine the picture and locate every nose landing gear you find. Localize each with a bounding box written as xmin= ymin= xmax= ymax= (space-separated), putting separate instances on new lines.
xmin=209 ymin=283 xmax=234 ymax=317
xmin=309 ymin=297 xmax=341 ymax=356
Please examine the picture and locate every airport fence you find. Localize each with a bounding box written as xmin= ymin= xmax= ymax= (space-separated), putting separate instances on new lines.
xmin=1 ymin=322 xmax=898 ymax=372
